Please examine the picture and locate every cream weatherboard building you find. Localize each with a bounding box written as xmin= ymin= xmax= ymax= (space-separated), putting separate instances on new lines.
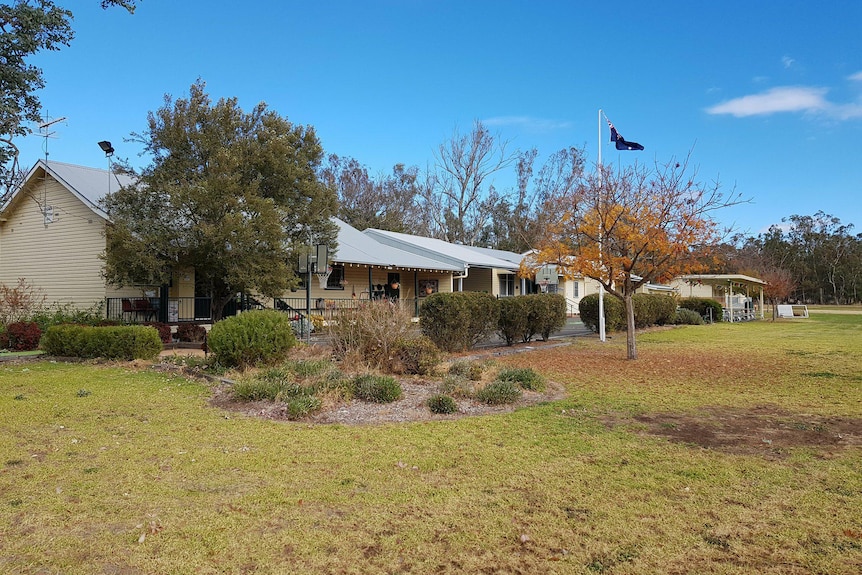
xmin=0 ymin=160 xmax=195 ymax=313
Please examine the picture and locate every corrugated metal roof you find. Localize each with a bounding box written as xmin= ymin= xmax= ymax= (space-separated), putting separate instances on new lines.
xmin=331 ymin=218 xmax=462 ymax=271
xmin=363 ymin=228 xmax=519 ymax=270
xmin=3 ymin=160 xmax=136 ymax=220
xmin=462 ymin=244 xmax=526 ymax=267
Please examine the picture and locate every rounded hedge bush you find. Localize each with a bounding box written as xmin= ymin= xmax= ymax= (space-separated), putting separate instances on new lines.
xmin=40 ymin=324 xmax=162 ymax=360
xmin=392 ymin=336 xmax=441 ymax=375
xmin=420 ymin=292 xmax=499 ymax=352
xmin=679 ymin=297 xmax=723 ymax=322
xmin=674 ymin=308 xmax=705 ymax=325
xmin=352 ymin=374 xmax=402 ymax=403
xmin=427 ymin=394 xmax=458 ymax=414
xmin=497 ymin=367 xmax=546 ymax=392
xmin=476 ymin=380 xmax=522 ymax=405
xmin=578 ymin=293 xmax=626 ymax=332
xmin=207 ymin=310 xmax=296 ymax=369
xmin=497 ymin=296 xmax=530 ymax=345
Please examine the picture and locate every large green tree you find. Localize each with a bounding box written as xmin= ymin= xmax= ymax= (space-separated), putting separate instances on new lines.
xmin=102 ymin=80 xmax=337 ymax=321
xmin=0 ymin=0 xmax=137 ymax=195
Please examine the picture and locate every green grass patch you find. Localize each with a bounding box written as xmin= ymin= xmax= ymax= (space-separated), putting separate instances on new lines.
xmin=0 ymin=315 xmax=860 ymax=573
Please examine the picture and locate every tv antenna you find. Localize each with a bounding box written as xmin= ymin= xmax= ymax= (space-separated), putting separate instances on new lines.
xmin=38 ymin=115 xmax=68 ymax=164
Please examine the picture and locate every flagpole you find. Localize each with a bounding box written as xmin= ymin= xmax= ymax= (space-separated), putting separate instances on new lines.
xmin=597 ymin=109 xmax=606 ymax=343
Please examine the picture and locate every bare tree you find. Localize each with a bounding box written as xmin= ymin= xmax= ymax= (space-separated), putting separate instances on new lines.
xmin=421 ymin=120 xmax=516 ymax=245
xmin=320 ymin=155 xmax=424 ymax=233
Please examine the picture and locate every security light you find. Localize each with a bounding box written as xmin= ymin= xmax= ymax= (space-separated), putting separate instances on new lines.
xmin=98 ymin=141 xmax=114 ymax=156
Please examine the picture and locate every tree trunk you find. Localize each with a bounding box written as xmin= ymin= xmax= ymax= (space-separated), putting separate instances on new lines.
xmin=624 ymin=293 xmax=637 ymax=360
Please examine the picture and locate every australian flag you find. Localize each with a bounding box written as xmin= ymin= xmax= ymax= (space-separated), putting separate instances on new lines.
xmin=607 ymin=119 xmax=644 ymax=151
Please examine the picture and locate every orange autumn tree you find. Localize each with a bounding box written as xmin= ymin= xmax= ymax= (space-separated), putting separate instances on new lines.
xmin=525 ymin=157 xmax=742 ymax=359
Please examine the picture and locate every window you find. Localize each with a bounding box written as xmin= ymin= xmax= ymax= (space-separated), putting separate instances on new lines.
xmin=499 ymin=274 xmax=516 ymax=297
xmin=325 ymin=265 xmax=345 ymax=289
xmin=572 ymin=281 xmax=579 ymax=297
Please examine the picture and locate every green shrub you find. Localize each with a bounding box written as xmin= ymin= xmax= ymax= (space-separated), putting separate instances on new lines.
xmin=232 ymin=378 xmax=289 ymax=402
xmin=207 ymin=310 xmax=296 ymax=369
xmin=233 ymin=367 xmax=318 ymax=402
xmin=674 ymin=308 xmax=705 ymax=325
xmin=352 ymin=374 xmax=402 ymax=403
xmin=420 ymin=292 xmax=500 ymax=352
xmin=476 ymin=380 xmax=522 ymax=405
xmin=497 ymin=367 xmax=546 ymax=392
xmin=526 ymin=293 xmax=567 ymax=341
xmin=427 ymin=394 xmax=458 ymax=414
xmin=448 ymin=360 xmax=484 ymax=381
xmin=497 ymin=296 xmax=530 ymax=345
xmin=30 ymin=301 xmax=105 ymax=331
xmin=40 ymin=324 xmax=162 ymax=360
xmin=283 ymin=358 xmax=331 ymax=378
xmin=392 ymin=336 xmax=441 ymax=375
xmin=327 ymin=301 xmax=414 ymax=368
xmin=632 ymin=294 xmax=678 ymax=328
xmin=285 ymin=395 xmax=322 ymax=420
xmin=580 ymin=293 xmax=678 ymax=332
xmin=176 ymin=323 xmax=206 ymax=342
xmin=679 ymin=298 xmax=723 ymax=322
xmin=579 ymin=293 xmax=626 ymax=332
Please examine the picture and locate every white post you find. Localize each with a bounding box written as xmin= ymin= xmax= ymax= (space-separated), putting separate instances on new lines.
xmin=597 ymin=109 xmax=606 ymax=342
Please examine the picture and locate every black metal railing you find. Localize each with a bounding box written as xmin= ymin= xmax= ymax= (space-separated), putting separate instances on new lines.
xmin=274 ymin=297 xmax=423 ymax=320
xmin=106 ymin=297 xmax=213 ymax=323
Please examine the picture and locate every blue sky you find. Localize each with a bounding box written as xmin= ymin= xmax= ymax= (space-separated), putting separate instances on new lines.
xmin=17 ymin=0 xmax=862 ymax=235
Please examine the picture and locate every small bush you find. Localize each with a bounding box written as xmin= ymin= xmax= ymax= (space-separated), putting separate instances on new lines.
xmin=632 ymin=294 xmax=677 ymax=328
xmin=497 ymin=367 xmax=545 ymax=392
xmin=427 ymin=394 xmax=457 ymax=414
xmin=143 ymin=322 xmax=172 ymax=344
xmin=1 ymin=321 xmax=41 ymax=351
xmin=497 ymin=296 xmax=530 ymax=345
xmin=674 ymin=308 xmax=705 ymax=325
xmin=176 ymin=323 xmax=206 ymax=342
xmin=679 ymin=297 xmax=723 ymax=322
xmin=285 ymin=395 xmax=322 ymax=420
xmin=30 ymin=301 xmax=105 ymax=331
xmin=438 ymin=374 xmax=476 ymax=398
xmin=0 ymin=279 xmax=47 ymax=325
xmin=40 ymin=324 xmax=162 ymax=360
xmin=207 ymin=310 xmax=296 ymax=369
xmin=525 ymin=293 xmax=568 ymax=341
xmin=580 ymin=293 xmax=677 ymax=332
xmin=476 ymin=380 xmax=522 ymax=405
xmin=391 ymin=336 xmax=441 ymax=375
xmin=352 ymin=374 xmax=402 ymax=403
xmin=327 ymin=301 xmax=415 ymax=368
xmin=579 ymin=293 xmax=626 ymax=332
xmin=448 ymin=360 xmax=484 ymax=381
xmin=284 ymin=358 xmax=332 ymax=378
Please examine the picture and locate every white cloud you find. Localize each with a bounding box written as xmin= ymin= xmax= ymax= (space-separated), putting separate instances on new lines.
xmin=782 ymin=55 xmax=795 ymax=69
xmin=706 ymin=86 xmax=830 ymax=117
xmin=849 ymin=71 xmax=862 ymax=81
xmin=483 ymin=116 xmax=572 ymax=131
